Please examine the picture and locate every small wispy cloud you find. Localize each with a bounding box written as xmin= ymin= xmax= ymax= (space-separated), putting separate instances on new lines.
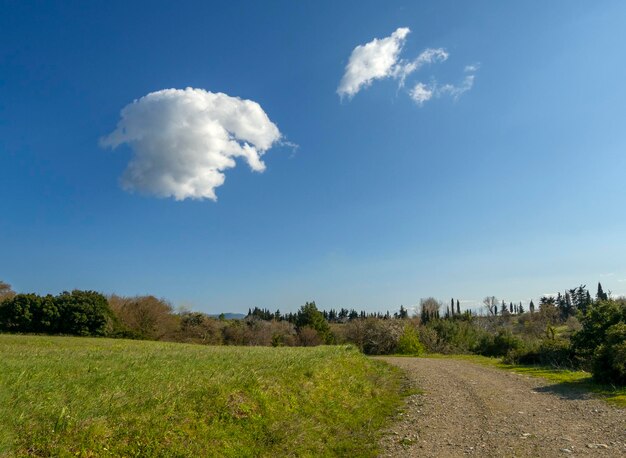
xmin=409 ymin=82 xmax=434 ymax=106
xmin=337 ymin=27 xmax=410 ymax=99
xmin=438 ymin=73 xmax=476 ymax=100
xmin=394 ymin=48 xmax=449 ymax=88
xmin=338 ymin=27 xmax=478 ymax=107
xmin=409 ymin=66 xmax=477 ymax=107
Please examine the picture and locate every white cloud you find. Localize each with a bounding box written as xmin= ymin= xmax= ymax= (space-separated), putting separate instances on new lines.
xmin=438 ymin=73 xmax=476 ymax=100
xmin=409 ymin=65 xmax=478 ymax=107
xmin=337 ymin=27 xmax=410 ymax=99
xmin=338 ymin=27 xmax=477 ymax=106
xmin=100 ymin=88 xmax=282 ymax=201
xmin=409 ymin=82 xmax=433 ymax=106
xmin=395 ymin=48 xmax=448 ymax=87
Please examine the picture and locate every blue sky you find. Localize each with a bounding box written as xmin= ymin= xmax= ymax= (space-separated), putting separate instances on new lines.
xmin=1 ymin=1 xmax=626 ymax=314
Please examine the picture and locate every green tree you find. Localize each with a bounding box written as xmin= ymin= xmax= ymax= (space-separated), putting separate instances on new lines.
xmin=296 ymin=302 xmax=333 ymax=344
xmin=596 ymin=282 xmax=608 ymax=302
xmin=0 ymin=294 xmax=37 ymax=332
xmin=572 ymin=298 xmax=625 ymax=363
xmin=592 ymin=323 xmax=626 ymax=384
xmin=396 ymin=325 xmax=425 ymax=355
xmin=55 ymin=290 xmax=113 ymax=336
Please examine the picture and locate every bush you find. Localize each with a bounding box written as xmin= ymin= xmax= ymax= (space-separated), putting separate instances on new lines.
xmin=592 ymin=323 xmax=626 ymax=384
xmin=473 ymin=329 xmax=525 ymax=357
xmin=297 ymin=326 xmax=323 ymax=346
xmin=427 ymin=319 xmax=486 ymax=354
xmin=504 ymin=338 xmax=574 ymax=368
xmin=343 ymin=318 xmax=404 ymax=355
xmin=295 ymin=302 xmax=334 ymax=344
xmin=572 ymin=299 xmax=626 ymax=381
xmin=395 ymin=325 xmax=425 ymax=355
xmin=108 ymin=295 xmax=177 ymax=340
xmin=572 ymin=299 xmax=625 ymax=360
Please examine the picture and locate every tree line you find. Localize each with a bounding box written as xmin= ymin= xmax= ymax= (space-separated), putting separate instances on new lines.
xmin=0 ymin=280 xmax=624 ymax=384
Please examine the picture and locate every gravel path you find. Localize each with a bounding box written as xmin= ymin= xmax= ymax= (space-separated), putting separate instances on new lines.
xmin=378 ymin=357 xmax=625 ymax=457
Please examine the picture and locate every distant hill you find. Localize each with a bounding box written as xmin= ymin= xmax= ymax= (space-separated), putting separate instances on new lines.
xmin=209 ymin=312 xmax=246 ymax=320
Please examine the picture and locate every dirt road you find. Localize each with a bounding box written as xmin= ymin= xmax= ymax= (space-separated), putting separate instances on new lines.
xmin=378 ymin=357 xmax=625 ymax=457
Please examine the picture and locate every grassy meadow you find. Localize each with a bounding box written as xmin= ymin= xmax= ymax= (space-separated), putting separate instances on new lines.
xmin=0 ymin=335 xmax=404 ymax=457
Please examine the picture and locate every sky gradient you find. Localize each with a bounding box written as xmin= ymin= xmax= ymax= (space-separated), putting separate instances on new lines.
xmin=1 ymin=1 xmax=626 ymax=314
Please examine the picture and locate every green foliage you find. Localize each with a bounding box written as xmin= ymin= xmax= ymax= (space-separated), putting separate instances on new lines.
xmin=572 ymin=300 xmax=626 ymax=358
xmin=504 ymin=338 xmax=574 ymax=368
xmin=395 ymin=325 xmax=425 ymax=355
xmin=0 ymin=294 xmax=36 ymax=331
xmin=296 ymin=301 xmax=333 ymax=344
xmin=425 ymin=318 xmax=486 ymax=354
xmin=592 ymin=323 xmax=626 ymax=384
xmin=0 ymin=290 xmax=113 ymax=336
xmin=473 ymin=329 xmax=526 ymax=357
xmin=572 ymin=299 xmax=626 ymax=384
xmin=0 ymin=335 xmax=403 ymax=456
xmin=54 ymin=290 xmax=113 ymax=336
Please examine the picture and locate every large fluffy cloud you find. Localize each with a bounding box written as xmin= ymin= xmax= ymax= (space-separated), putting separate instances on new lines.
xmin=100 ymin=88 xmax=282 ymax=201
xmin=337 ymin=27 xmax=410 ymax=99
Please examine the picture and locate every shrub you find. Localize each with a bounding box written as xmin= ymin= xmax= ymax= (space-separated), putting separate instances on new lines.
xmin=295 ymin=302 xmax=334 ymax=344
xmin=395 ymin=325 xmax=425 ymax=355
xmin=572 ymin=300 xmax=625 ymax=356
xmin=108 ymin=295 xmax=178 ymax=340
xmin=572 ymin=299 xmax=626 ymax=376
xmin=473 ymin=329 xmax=525 ymax=357
xmin=297 ymin=326 xmax=323 ymax=346
xmin=417 ymin=325 xmax=448 ymax=353
xmin=427 ymin=319 xmax=487 ymax=354
xmin=592 ymin=323 xmax=626 ymax=384
xmin=178 ymin=312 xmax=224 ymax=345
xmin=504 ymin=338 xmax=574 ymax=368
xmin=343 ymin=318 xmax=403 ymax=355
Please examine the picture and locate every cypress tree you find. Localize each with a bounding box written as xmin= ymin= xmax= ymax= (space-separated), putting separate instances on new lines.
xmin=596 ymin=282 xmax=608 ymax=301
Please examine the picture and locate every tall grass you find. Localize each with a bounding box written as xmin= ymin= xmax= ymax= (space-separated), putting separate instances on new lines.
xmin=0 ymin=335 xmax=403 ymax=456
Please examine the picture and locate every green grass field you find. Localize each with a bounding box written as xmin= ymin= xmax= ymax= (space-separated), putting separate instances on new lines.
xmin=0 ymin=335 xmax=404 ymax=457
xmin=429 ymin=354 xmax=626 ymax=408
